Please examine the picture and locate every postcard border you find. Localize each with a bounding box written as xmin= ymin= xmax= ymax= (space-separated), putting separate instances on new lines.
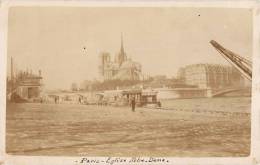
xmin=0 ymin=1 xmax=259 ymax=165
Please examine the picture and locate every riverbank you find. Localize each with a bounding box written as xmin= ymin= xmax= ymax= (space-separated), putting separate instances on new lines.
xmin=6 ymin=97 xmax=250 ymax=156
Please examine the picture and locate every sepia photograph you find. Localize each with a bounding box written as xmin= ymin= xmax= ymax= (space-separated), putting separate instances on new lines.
xmin=5 ymin=5 xmax=253 ymax=158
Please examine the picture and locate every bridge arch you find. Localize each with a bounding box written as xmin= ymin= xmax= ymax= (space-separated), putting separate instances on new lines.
xmin=211 ymin=88 xmax=251 ymax=97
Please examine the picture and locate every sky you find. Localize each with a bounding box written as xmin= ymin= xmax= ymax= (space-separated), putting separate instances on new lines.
xmin=7 ymin=7 xmax=252 ymax=90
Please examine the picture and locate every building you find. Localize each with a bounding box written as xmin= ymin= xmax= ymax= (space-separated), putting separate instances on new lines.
xmin=7 ymin=57 xmax=43 ymax=102
xmin=178 ymin=64 xmax=246 ymax=89
xmin=99 ymin=35 xmax=142 ymax=81
xmin=16 ymin=71 xmax=43 ymax=99
xmin=9 ymin=70 xmax=43 ymax=101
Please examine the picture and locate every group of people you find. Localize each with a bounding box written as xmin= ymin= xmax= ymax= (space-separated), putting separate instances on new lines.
xmin=45 ymin=94 xmax=161 ymax=112
xmin=129 ymin=97 xmax=162 ymax=112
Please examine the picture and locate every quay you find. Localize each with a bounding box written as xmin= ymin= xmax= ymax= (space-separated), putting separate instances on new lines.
xmin=6 ymin=97 xmax=251 ymax=156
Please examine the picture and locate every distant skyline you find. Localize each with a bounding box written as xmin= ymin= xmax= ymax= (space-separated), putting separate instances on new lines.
xmin=7 ymin=7 xmax=252 ymax=90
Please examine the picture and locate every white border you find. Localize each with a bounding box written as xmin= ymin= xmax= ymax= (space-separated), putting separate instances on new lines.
xmin=0 ymin=1 xmax=259 ymax=165
xmin=251 ymin=2 xmax=260 ymax=164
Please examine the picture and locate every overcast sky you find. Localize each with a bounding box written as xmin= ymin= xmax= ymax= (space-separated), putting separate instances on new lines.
xmin=7 ymin=7 xmax=252 ymax=90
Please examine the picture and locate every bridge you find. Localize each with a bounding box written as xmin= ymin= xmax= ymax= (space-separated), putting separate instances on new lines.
xmin=210 ymin=87 xmax=251 ymax=97
xmin=209 ymin=40 xmax=252 ymax=97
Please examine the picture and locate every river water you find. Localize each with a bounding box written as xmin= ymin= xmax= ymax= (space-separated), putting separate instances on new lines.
xmin=161 ymin=96 xmax=251 ymax=113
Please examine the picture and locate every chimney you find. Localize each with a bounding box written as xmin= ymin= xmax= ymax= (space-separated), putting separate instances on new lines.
xmin=39 ymin=70 xmax=42 ymax=77
xmin=11 ymin=57 xmax=14 ymax=80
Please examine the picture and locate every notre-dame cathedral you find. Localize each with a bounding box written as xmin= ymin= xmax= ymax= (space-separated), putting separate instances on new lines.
xmin=99 ymin=35 xmax=142 ymax=81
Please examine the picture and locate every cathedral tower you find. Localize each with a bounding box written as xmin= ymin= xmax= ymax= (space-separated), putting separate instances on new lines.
xmin=116 ymin=33 xmax=127 ymax=66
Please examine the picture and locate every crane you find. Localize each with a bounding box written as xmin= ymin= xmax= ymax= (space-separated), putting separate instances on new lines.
xmin=210 ymin=40 xmax=252 ymax=81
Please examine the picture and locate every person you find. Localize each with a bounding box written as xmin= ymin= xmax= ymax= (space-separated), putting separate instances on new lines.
xmin=56 ymin=96 xmax=60 ymax=104
xmin=158 ymin=101 xmax=162 ymax=108
xmin=78 ymin=97 xmax=82 ymax=104
xmin=131 ymin=97 xmax=136 ymax=112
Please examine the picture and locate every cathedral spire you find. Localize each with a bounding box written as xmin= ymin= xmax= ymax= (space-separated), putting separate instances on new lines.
xmin=120 ymin=32 xmax=124 ymax=54
xmin=117 ymin=33 xmax=127 ymax=66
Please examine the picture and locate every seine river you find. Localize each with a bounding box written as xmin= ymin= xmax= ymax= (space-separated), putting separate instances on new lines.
xmin=6 ymin=96 xmax=251 ymax=156
xmin=161 ymin=96 xmax=251 ymax=113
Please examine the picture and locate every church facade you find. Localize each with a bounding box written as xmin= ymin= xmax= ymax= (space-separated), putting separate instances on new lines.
xmin=99 ymin=36 xmax=142 ymax=81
